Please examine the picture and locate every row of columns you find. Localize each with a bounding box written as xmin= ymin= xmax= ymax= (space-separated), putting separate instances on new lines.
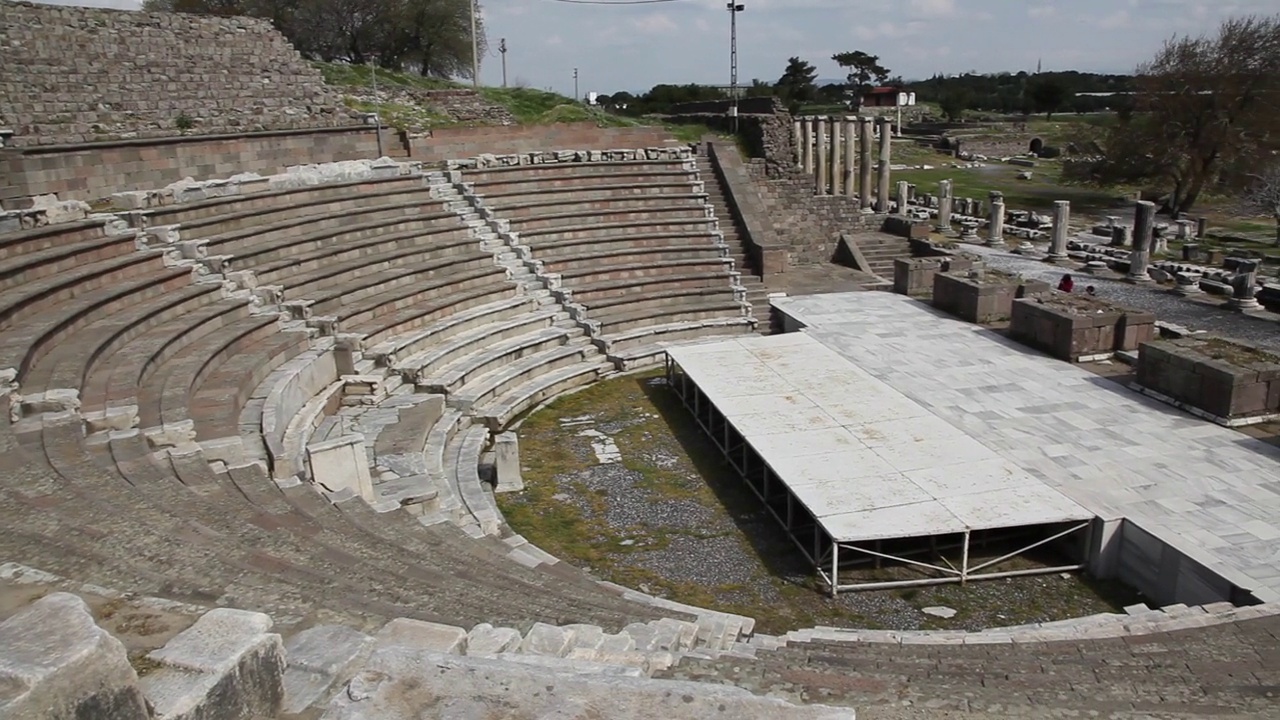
xmin=793 ymin=115 xmax=893 ymax=211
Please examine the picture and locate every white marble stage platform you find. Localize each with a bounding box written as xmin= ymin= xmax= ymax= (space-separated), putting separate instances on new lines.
xmin=772 ymin=291 xmax=1280 ymax=605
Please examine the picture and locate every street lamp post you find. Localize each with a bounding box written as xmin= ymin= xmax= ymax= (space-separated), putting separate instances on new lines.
xmin=727 ymin=2 xmax=743 ymax=134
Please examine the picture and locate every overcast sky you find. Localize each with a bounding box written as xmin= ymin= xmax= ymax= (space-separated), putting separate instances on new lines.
xmin=29 ymin=0 xmax=1280 ymax=95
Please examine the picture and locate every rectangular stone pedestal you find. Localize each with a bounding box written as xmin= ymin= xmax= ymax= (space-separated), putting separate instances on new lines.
xmin=1010 ymin=295 xmax=1153 ymax=362
xmin=892 ymin=257 xmax=974 ymax=297
xmin=932 ymin=271 xmax=1017 ymax=324
xmin=1135 ymin=338 xmax=1280 ymax=423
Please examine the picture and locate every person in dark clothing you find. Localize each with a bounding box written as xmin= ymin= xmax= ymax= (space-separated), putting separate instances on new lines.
xmin=1057 ymin=274 xmax=1075 ymax=293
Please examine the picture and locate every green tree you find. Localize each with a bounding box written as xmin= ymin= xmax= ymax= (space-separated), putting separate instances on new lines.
xmin=938 ymin=89 xmax=971 ymax=122
xmin=1102 ymin=14 xmax=1280 ymax=214
xmin=775 ymin=56 xmax=818 ymax=111
xmin=831 ymin=50 xmax=889 ymax=111
xmin=1029 ymin=78 xmax=1069 ymax=119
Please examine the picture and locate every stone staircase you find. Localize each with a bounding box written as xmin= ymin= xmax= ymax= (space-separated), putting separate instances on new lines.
xmin=695 ymin=155 xmax=771 ymax=317
xmin=0 ymin=567 xmax=845 ymax=719
xmin=843 ymin=231 xmax=912 ymax=280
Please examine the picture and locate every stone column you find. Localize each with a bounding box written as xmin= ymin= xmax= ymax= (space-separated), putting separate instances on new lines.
xmin=1047 ymin=200 xmax=1070 ymax=262
xmin=896 ymin=180 xmax=909 ymax=214
xmin=876 ymin=116 xmax=892 ymax=213
xmin=936 ymin=179 xmax=952 ymax=232
xmin=793 ymin=117 xmax=803 ymax=168
xmin=986 ymin=191 xmax=1004 ymax=247
xmin=907 ymin=183 xmax=917 ymax=202
xmin=858 ymin=116 xmax=874 ymax=211
xmin=841 ymin=117 xmax=857 ymax=198
xmin=814 ymin=116 xmax=828 ymax=195
xmin=1127 ymin=200 xmax=1156 ymax=283
xmin=1196 ymin=217 xmax=1208 ymax=239
xmin=801 ymin=117 xmax=814 ymax=173
xmin=829 ymin=117 xmax=843 ymax=195
xmin=1110 ymin=226 xmax=1131 ymax=247
xmin=1229 ymin=260 xmax=1261 ymax=311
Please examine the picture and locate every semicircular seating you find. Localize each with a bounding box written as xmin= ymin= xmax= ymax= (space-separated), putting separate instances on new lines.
xmin=0 ymin=158 xmax=736 ymax=643
xmin=458 ymin=153 xmax=759 ymax=369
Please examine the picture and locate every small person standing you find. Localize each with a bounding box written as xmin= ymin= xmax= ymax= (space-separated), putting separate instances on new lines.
xmin=1057 ymin=273 xmax=1075 ymax=293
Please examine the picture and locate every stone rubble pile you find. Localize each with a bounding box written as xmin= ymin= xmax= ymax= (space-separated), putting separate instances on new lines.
xmin=0 ymin=1 xmax=362 ymax=146
xmin=342 ymin=85 xmax=517 ymax=127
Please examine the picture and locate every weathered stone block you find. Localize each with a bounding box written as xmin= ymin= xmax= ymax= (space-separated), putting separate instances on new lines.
xmin=0 ymin=592 xmax=149 ymax=720
xmin=373 ymin=619 xmax=467 ymax=655
xmin=139 ymin=608 xmax=284 ymax=720
xmin=932 ymin=271 xmax=1018 ymax=323
xmin=1010 ymin=295 xmax=1127 ymax=361
xmin=894 ymin=257 xmax=946 ymax=297
xmin=1135 ymin=337 xmax=1280 ymax=421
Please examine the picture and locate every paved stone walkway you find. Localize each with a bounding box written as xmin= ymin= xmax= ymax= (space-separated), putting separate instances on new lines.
xmin=660 ymin=613 xmax=1280 ymax=718
xmin=964 ymin=242 xmax=1280 ymax=350
xmin=776 ymin=292 xmax=1280 ymax=604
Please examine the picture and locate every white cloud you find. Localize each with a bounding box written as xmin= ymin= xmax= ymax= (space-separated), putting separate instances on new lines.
xmin=1028 ymin=4 xmax=1058 ymax=18
xmin=908 ymin=0 xmax=956 ymax=17
xmin=632 ymin=12 xmax=679 ymax=34
xmin=1095 ymin=10 xmax=1131 ymax=29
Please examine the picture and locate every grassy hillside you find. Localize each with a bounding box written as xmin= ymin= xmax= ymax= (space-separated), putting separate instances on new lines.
xmin=315 ymin=62 xmax=714 ymax=143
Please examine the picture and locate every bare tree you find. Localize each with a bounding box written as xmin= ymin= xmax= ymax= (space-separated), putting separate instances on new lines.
xmin=1101 ymin=15 xmax=1280 ymax=215
xmin=1245 ymin=160 xmax=1280 ymax=245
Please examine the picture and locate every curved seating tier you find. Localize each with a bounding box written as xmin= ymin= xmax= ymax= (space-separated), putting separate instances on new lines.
xmin=0 ymin=154 xmax=788 ymax=714
xmin=460 ymin=156 xmax=755 ymax=368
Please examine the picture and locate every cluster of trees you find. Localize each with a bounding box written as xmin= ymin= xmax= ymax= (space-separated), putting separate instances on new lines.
xmin=914 ymin=71 xmax=1134 ymax=120
xmin=596 ymin=51 xmax=898 ymax=115
xmin=142 ymin=0 xmax=484 ymax=78
xmin=1101 ymin=14 xmax=1280 ymax=216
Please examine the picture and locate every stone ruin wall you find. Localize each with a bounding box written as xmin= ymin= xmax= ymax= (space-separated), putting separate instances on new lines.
xmin=1 ymin=122 xmax=680 ymax=205
xmin=744 ymin=159 xmax=875 ymax=265
xmin=0 ymin=0 xmax=362 ymax=146
xmin=953 ymin=135 xmax=1037 ymax=158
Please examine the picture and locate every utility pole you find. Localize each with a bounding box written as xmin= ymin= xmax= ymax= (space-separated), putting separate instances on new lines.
xmin=727 ymin=3 xmax=744 ymax=134
xmin=573 ymin=68 xmax=579 ymax=102
xmin=470 ymin=0 xmax=479 ymax=88
xmin=369 ymin=57 xmax=383 ymax=157
xmin=499 ymin=38 xmax=508 ymax=88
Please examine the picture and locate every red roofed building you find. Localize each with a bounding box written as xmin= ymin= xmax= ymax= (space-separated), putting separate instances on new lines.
xmin=861 ymin=86 xmax=902 ymax=108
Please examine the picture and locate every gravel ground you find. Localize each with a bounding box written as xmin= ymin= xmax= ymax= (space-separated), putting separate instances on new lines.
xmin=508 ymin=376 xmax=1139 ymax=635
xmin=965 ymin=242 xmax=1280 ymax=349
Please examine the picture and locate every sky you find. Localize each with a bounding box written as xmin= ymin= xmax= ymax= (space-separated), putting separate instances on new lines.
xmin=29 ymin=0 xmax=1280 ymax=95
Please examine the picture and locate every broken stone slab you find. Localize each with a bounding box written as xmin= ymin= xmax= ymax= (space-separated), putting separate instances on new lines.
xmin=0 ymin=592 xmax=150 ymax=719
xmin=518 ymin=622 xmax=576 ymax=657
xmin=465 ymin=624 xmax=523 ymax=656
xmin=922 ymin=606 xmax=958 ymax=619
xmin=372 ymin=618 xmax=467 ymax=655
xmin=142 ymin=420 xmax=197 ymax=451
xmin=494 ymin=652 xmax=645 ymax=678
xmin=12 ymin=388 xmax=81 ymax=421
xmin=82 ymin=405 xmax=139 ymax=434
xmin=320 ymin=648 xmax=853 ymax=719
xmin=140 ymin=608 xmax=284 ymax=720
xmin=282 ymin=625 xmax=374 ymax=715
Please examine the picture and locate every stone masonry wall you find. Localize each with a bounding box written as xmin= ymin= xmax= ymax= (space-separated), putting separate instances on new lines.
xmin=408 ymin=123 xmax=679 ymax=163
xmin=1 ymin=123 xmax=680 ymax=204
xmin=745 ymin=159 xmax=874 ymax=264
xmin=0 ymin=1 xmax=361 ymax=146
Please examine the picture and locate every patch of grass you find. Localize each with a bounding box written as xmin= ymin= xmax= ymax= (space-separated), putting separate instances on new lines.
xmin=315 ymin=61 xmax=460 ymax=91
xmin=342 ymin=97 xmax=453 ymax=132
xmin=476 ymin=87 xmax=578 ymax=124
xmin=893 ymin=160 xmax=1126 ymax=214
